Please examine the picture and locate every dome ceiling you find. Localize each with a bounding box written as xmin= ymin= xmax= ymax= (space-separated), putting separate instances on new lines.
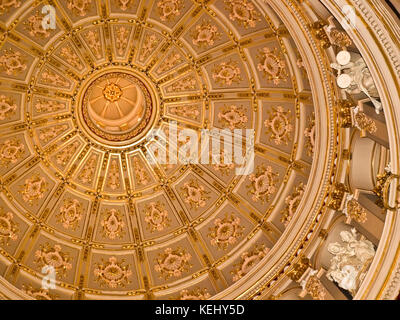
xmin=0 ymin=0 xmax=399 ymax=300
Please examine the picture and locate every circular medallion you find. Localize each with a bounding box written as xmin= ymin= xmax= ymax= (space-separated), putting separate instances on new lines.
xmin=81 ymin=72 xmax=155 ymax=143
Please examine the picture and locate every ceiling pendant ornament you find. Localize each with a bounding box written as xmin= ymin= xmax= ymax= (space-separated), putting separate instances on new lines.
xmin=181 ymin=179 xmax=210 ymax=210
xmin=257 ymin=47 xmax=288 ymax=85
xmin=93 ymin=256 xmax=132 ymax=288
xmin=157 ymin=0 xmax=184 ymax=22
xmin=0 ymin=208 xmax=18 ymax=245
xmin=19 ymin=174 xmax=48 ymax=205
xmin=56 ymin=198 xmax=84 ymax=230
xmin=264 ymin=106 xmax=293 ymax=145
xmin=154 ymin=247 xmax=192 ymax=280
xmin=101 ymin=209 xmax=125 ymax=240
xmin=144 ymin=201 xmax=171 ymax=233
xmin=224 ymin=0 xmax=261 ymax=29
xmin=102 ymin=86 xmax=121 ymax=102
xmin=218 ymin=104 xmax=248 ymax=130
xmin=212 ymin=60 xmax=242 ymax=86
xmin=208 ymin=214 xmax=244 ymax=250
xmin=0 ymin=49 xmax=26 ymax=76
xmin=247 ymin=165 xmax=278 ymax=203
xmin=191 ymin=20 xmax=221 ymax=48
xmin=231 ymin=244 xmax=269 ymax=282
xmin=34 ymin=244 xmax=72 ymax=277
xmin=0 ymin=139 xmax=24 ymax=166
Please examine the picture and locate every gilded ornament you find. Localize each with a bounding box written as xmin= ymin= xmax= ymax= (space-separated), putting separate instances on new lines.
xmin=191 ymin=20 xmax=221 ymax=48
xmin=78 ymin=155 xmax=97 ymax=184
xmin=56 ymin=198 xmax=84 ymax=230
xmin=0 ymin=49 xmax=27 ymax=75
xmin=38 ymin=124 xmax=69 ymax=143
xmin=144 ymin=201 xmax=171 ymax=232
xmin=0 ymin=139 xmax=24 ymax=166
xmin=281 ymin=183 xmax=305 ymax=226
xmin=115 ymin=26 xmax=130 ymax=55
xmin=264 ymin=106 xmax=293 ymax=145
xmin=94 ymin=256 xmax=132 ymax=288
xmin=59 ymin=45 xmax=83 ymax=70
xmin=181 ymin=179 xmax=210 ymax=210
xmin=67 ymin=0 xmax=92 ymax=16
xmin=34 ymin=244 xmax=72 ymax=277
xmin=106 ymin=160 xmax=121 ymax=190
xmin=155 ymin=247 xmax=192 ymax=279
xmin=0 ymin=94 xmax=17 ymax=120
xmin=139 ymin=33 xmax=159 ymax=62
xmin=157 ymin=0 xmax=184 ymax=22
xmin=218 ymin=104 xmax=248 ymax=130
xmin=247 ymin=165 xmax=278 ymax=203
xmin=0 ymin=208 xmax=18 ymax=245
xmin=257 ymin=47 xmax=287 ymax=85
xmin=231 ymin=244 xmax=269 ymax=282
xmin=23 ymin=285 xmax=55 ymax=300
xmin=26 ymin=11 xmax=51 ymax=38
xmin=19 ymin=174 xmax=48 ymax=205
xmin=34 ymin=99 xmax=65 ymax=114
xmin=212 ymin=60 xmax=242 ymax=86
xmin=0 ymin=0 xmax=21 ymax=14
xmin=178 ymin=288 xmax=211 ymax=300
xmin=304 ymin=113 xmax=315 ymax=156
xmin=224 ymin=0 xmax=261 ymax=29
xmin=101 ymin=209 xmax=125 ymax=240
xmin=208 ymin=214 xmax=244 ymax=250
xmin=40 ymin=69 xmax=70 ymax=88
xmin=115 ymin=0 xmax=133 ymax=11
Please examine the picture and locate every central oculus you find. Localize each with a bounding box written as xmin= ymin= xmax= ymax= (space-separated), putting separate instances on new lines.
xmin=82 ymin=72 xmax=153 ymax=142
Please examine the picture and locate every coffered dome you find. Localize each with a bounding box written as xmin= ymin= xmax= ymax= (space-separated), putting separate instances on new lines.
xmin=0 ymin=0 xmax=399 ymax=300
